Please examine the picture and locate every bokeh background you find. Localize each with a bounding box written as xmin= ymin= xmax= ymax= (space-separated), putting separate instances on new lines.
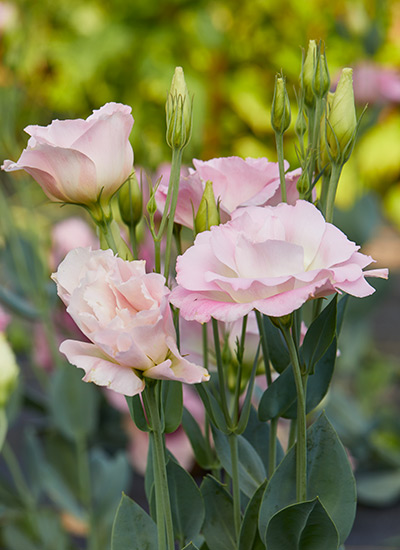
xmin=0 ymin=0 xmax=400 ymax=548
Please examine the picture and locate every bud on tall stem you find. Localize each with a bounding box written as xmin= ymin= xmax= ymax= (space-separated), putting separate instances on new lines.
xmin=302 ymin=40 xmax=317 ymax=108
xmin=166 ymin=67 xmax=193 ymax=151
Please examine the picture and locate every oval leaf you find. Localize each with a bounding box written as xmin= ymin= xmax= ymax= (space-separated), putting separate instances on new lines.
xmin=238 ymin=479 xmax=268 ymax=550
xmin=111 ymin=493 xmax=157 ymax=550
xmin=201 ymin=476 xmax=236 ymax=550
xmin=265 ymin=498 xmax=339 ymax=550
xmin=167 ymin=458 xmax=205 ymax=544
xmin=259 ymin=412 xmax=356 ymax=546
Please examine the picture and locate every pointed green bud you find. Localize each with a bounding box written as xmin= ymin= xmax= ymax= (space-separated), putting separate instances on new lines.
xmin=313 ymin=52 xmax=330 ymax=99
xmin=146 ymin=191 xmax=157 ymax=217
xmin=118 ymin=172 xmax=142 ymax=228
xmin=271 ymin=75 xmax=291 ymax=134
xmin=302 ymin=40 xmax=317 ymax=108
xmin=195 ymin=180 xmax=220 ymax=233
xmin=318 ymin=92 xmax=334 ymax=172
xmin=166 ymin=67 xmax=193 ymax=150
xmin=295 ymin=106 xmax=307 ymax=139
xmin=326 ymin=68 xmax=357 ymax=163
xmin=296 ymin=170 xmax=311 ymax=198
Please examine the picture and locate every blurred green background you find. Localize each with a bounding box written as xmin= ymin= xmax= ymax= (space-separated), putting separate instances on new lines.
xmin=0 ymin=0 xmax=400 ymax=217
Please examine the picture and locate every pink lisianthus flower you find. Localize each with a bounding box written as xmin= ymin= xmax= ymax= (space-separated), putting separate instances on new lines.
xmin=170 ymin=200 xmax=388 ymax=323
xmin=2 ymin=103 xmax=134 ymax=206
xmin=155 ymin=156 xmax=301 ymax=229
xmin=350 ymin=63 xmax=400 ymax=105
xmin=51 ymin=248 xmax=209 ymax=396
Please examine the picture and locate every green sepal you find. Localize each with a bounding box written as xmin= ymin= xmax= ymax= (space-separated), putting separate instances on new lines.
xmin=111 ymin=493 xmax=158 ymax=550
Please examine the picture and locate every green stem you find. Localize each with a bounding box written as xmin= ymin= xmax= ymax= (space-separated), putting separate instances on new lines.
xmin=255 ymin=311 xmax=279 ymax=478
xmin=325 ymin=162 xmax=343 ymax=223
xmin=154 ymin=239 xmax=161 ymax=274
xmin=229 ymin=433 xmax=241 ymax=541
xmin=2 ymin=441 xmax=39 ymax=539
xmin=202 ymin=323 xmax=209 ymax=372
xmin=129 ymin=223 xmax=139 ymax=259
xmin=308 ymin=97 xmax=323 ymax=187
xmin=281 ymin=325 xmax=307 ymax=502
xmin=145 ymin=384 xmax=175 ymax=550
xmin=76 ymin=434 xmax=98 ymax=550
xmin=274 ymin=132 xmax=287 ymax=203
xmin=268 ymin=417 xmax=278 ymax=477
xmin=163 ymin=148 xmax=183 ymax=283
xmin=98 ymin=216 xmax=119 ymax=254
xmin=211 ymin=318 xmax=232 ymax=427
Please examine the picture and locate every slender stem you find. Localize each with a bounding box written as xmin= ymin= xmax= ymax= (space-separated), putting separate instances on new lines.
xmin=154 ymin=239 xmax=161 ymax=274
xmin=76 ymin=434 xmax=98 ymax=550
xmin=164 ymin=148 xmax=183 ymax=283
xmin=145 ymin=384 xmax=175 ymax=550
xmin=255 ymin=311 xmax=272 ymax=386
xmin=2 ymin=441 xmax=39 ymax=539
xmin=281 ymin=325 xmax=307 ymax=502
xmin=211 ymin=318 xmax=232 ymax=427
xmin=202 ymin=323 xmax=209 ymax=372
xmin=274 ymin=132 xmax=287 ymax=203
xmin=129 ymin=223 xmax=138 ymax=259
xmin=268 ymin=417 xmax=278 ymax=477
xmin=229 ymin=433 xmax=241 ymax=541
xmin=98 ymin=216 xmax=119 ymax=254
xmin=325 ymin=162 xmax=343 ymax=223
xmin=308 ymin=97 xmax=323 ymax=187
xmin=255 ymin=311 xmax=280 ymax=478
xmin=288 ymin=419 xmax=297 ymax=450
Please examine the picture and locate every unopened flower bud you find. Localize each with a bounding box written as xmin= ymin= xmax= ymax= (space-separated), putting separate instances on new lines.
xmin=146 ymin=191 xmax=157 ymax=217
xmin=302 ymin=40 xmax=317 ymax=108
xmin=318 ymin=92 xmax=334 ymax=172
xmin=195 ymin=180 xmax=220 ymax=233
xmin=118 ymin=172 xmax=142 ymax=227
xmin=271 ymin=75 xmax=291 ymax=134
xmin=296 ymin=170 xmax=311 ymax=198
xmin=295 ymin=107 xmax=307 ymax=139
xmin=313 ymin=52 xmax=330 ymax=99
xmin=166 ymin=67 xmax=193 ymax=150
xmin=326 ymin=68 xmax=357 ymax=163
xmin=0 ymin=333 xmax=19 ymax=407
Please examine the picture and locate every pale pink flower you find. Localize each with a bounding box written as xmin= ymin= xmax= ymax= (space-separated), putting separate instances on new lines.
xmin=351 ymin=63 xmax=400 ymax=105
xmin=50 ymin=217 xmax=98 ymax=269
xmin=2 ymin=103 xmax=134 ymax=206
xmin=51 ymin=248 xmax=209 ymax=396
xmin=170 ymin=200 xmax=388 ymax=323
xmin=155 ymin=157 xmax=301 ymax=229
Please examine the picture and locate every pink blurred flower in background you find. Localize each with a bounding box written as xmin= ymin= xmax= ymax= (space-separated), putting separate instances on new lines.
xmin=0 ymin=305 xmax=10 ymax=332
xmin=50 ymin=217 xmax=98 ymax=269
xmin=52 ymin=248 xmax=209 ymax=395
xmin=347 ymin=63 xmax=400 ymax=105
xmin=171 ymin=200 xmax=388 ymax=323
xmin=2 ymin=103 xmax=134 ymax=206
xmin=155 ymin=157 xmax=301 ymax=229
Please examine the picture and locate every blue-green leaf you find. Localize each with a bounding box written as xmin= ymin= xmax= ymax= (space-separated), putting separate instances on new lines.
xmin=201 ymin=476 xmax=236 ymax=550
xmin=265 ymin=498 xmax=339 ymax=550
xmin=259 ymin=412 xmax=356 ymax=546
xmin=111 ymin=493 xmax=157 ymax=550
